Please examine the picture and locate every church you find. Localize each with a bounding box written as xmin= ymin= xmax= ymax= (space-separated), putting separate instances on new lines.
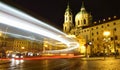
xmin=63 ymin=2 xmax=120 ymax=56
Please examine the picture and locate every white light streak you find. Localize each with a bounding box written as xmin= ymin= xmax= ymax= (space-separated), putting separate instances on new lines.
xmin=0 ymin=2 xmax=79 ymax=53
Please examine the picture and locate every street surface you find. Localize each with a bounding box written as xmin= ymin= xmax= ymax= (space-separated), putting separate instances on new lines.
xmin=0 ymin=57 xmax=120 ymax=70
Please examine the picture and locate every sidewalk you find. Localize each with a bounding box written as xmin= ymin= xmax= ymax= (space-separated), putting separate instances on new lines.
xmin=80 ymin=57 xmax=120 ymax=61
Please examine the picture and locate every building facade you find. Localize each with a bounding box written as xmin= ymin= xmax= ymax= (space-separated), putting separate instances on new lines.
xmin=63 ymin=2 xmax=120 ymax=56
xmin=0 ymin=32 xmax=42 ymax=57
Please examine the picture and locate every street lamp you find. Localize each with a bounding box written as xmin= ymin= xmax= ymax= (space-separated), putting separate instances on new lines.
xmin=103 ymin=31 xmax=110 ymax=59
xmin=21 ymin=47 xmax=25 ymax=50
xmin=103 ymin=31 xmax=110 ymax=37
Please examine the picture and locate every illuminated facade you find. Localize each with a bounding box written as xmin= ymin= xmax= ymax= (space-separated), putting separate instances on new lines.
xmin=0 ymin=34 xmax=42 ymax=54
xmin=12 ymin=39 xmax=42 ymax=52
xmin=43 ymin=38 xmax=66 ymax=52
xmin=63 ymin=2 xmax=120 ymax=56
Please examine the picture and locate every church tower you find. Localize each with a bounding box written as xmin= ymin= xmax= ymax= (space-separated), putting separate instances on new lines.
xmin=75 ymin=2 xmax=92 ymax=28
xmin=63 ymin=3 xmax=73 ymax=34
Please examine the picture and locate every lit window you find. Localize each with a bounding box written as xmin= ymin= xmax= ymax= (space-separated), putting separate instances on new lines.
xmin=113 ymin=23 xmax=116 ymax=25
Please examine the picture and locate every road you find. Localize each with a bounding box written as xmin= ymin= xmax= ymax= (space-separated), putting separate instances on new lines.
xmin=0 ymin=57 xmax=120 ymax=70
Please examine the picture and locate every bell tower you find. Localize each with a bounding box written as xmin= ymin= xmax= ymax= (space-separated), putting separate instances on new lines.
xmin=63 ymin=2 xmax=73 ymax=34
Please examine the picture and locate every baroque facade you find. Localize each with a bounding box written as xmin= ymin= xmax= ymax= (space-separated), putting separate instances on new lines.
xmin=63 ymin=2 xmax=120 ymax=56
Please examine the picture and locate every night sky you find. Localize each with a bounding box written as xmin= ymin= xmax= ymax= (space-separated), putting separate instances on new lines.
xmin=1 ymin=0 xmax=120 ymax=30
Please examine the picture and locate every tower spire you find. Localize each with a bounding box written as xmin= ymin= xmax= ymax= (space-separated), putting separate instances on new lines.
xmin=81 ymin=1 xmax=85 ymax=8
xmin=66 ymin=1 xmax=70 ymax=11
xmin=81 ymin=1 xmax=86 ymax=11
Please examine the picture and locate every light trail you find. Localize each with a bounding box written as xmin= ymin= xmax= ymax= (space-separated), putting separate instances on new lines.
xmin=0 ymin=2 xmax=79 ymax=53
xmin=1 ymin=31 xmax=39 ymax=41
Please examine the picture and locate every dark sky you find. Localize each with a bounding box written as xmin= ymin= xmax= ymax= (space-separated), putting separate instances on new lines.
xmin=1 ymin=0 xmax=120 ymax=30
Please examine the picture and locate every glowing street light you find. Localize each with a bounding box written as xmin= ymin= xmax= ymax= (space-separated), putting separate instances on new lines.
xmin=103 ymin=31 xmax=110 ymax=37
xmin=103 ymin=31 xmax=110 ymax=59
xmin=21 ymin=47 xmax=25 ymax=50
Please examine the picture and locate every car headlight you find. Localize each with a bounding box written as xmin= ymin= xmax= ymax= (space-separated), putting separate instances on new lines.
xmin=21 ymin=56 xmax=23 ymax=58
xmin=12 ymin=54 xmax=16 ymax=58
xmin=15 ymin=56 xmax=19 ymax=58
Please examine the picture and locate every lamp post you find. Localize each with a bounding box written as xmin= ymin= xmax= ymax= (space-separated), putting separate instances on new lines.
xmin=103 ymin=31 xmax=110 ymax=59
xmin=88 ymin=41 xmax=93 ymax=57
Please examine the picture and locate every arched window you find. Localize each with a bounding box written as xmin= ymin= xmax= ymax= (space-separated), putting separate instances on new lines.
xmin=84 ymin=19 xmax=86 ymax=24
xmin=69 ymin=17 xmax=71 ymax=21
xmin=78 ymin=20 xmax=79 ymax=25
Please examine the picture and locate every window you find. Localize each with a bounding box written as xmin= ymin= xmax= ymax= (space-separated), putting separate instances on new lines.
xmin=78 ymin=20 xmax=79 ymax=25
xmin=96 ymin=27 xmax=98 ymax=29
xmin=65 ymin=27 xmax=66 ymax=31
xmin=84 ymin=19 xmax=86 ymax=24
xmin=97 ymin=37 xmax=99 ymax=40
xmin=101 ymin=25 xmax=103 ymax=28
xmin=114 ymin=28 xmax=116 ymax=31
xmin=69 ymin=17 xmax=71 ymax=21
xmin=91 ymin=28 xmax=93 ymax=30
xmin=92 ymin=33 xmax=94 ymax=36
xmin=107 ymin=24 xmax=109 ymax=26
xmin=111 ymin=36 xmax=118 ymax=40
xmin=97 ymin=32 xmax=99 ymax=35
xmin=115 ymin=36 xmax=118 ymax=40
xmin=113 ymin=22 xmax=116 ymax=25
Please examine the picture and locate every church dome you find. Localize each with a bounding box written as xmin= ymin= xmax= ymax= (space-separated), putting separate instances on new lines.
xmin=75 ymin=2 xmax=88 ymax=20
xmin=75 ymin=2 xmax=90 ymax=27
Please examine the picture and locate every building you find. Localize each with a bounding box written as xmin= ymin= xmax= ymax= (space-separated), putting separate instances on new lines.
xmin=63 ymin=2 xmax=120 ymax=56
xmin=0 ymin=32 xmax=42 ymax=57
xmin=43 ymin=38 xmax=67 ymax=52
